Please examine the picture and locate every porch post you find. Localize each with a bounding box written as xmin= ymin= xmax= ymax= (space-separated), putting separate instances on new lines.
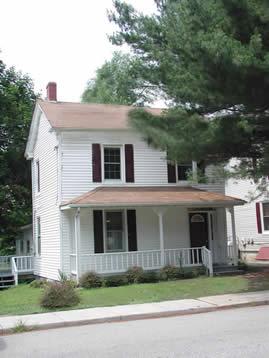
xmin=74 ymin=208 xmax=81 ymax=283
xmin=230 ymin=207 xmax=238 ymax=266
xmin=153 ymin=207 xmax=167 ymax=267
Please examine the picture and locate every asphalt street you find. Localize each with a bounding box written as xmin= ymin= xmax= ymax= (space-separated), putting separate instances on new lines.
xmin=1 ymin=305 xmax=269 ymax=357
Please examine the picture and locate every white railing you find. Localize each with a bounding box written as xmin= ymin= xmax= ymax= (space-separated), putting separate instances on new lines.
xmin=11 ymin=257 xmax=18 ymax=286
xmin=0 ymin=256 xmax=12 ymax=271
xmin=201 ymin=247 xmax=213 ymax=277
xmin=13 ymin=256 xmax=34 ymax=272
xmin=74 ymin=247 xmax=212 ymax=276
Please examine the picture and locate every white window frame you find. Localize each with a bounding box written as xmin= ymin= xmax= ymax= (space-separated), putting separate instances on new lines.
xmin=36 ymin=159 xmax=40 ymax=193
xmin=261 ymin=202 xmax=269 ymax=233
xmin=103 ymin=210 xmax=126 ymax=253
xmin=102 ymin=145 xmax=124 ymax=183
xmin=176 ymin=161 xmax=197 ymax=183
xmin=36 ymin=216 xmax=41 ymax=256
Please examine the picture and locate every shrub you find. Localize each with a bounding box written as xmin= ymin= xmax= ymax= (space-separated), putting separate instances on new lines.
xmin=126 ymin=266 xmax=144 ymax=284
xmin=30 ymin=279 xmax=48 ymax=289
xmin=79 ymin=271 xmax=103 ymax=289
xmin=158 ymin=265 xmax=183 ymax=281
xmin=103 ymin=275 xmax=128 ymax=287
xmin=40 ymin=282 xmax=80 ymax=308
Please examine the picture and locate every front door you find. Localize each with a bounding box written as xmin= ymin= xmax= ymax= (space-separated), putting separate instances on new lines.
xmin=189 ymin=212 xmax=209 ymax=249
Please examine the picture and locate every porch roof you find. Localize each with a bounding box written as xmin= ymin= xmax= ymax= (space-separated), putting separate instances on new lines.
xmin=61 ymin=186 xmax=245 ymax=209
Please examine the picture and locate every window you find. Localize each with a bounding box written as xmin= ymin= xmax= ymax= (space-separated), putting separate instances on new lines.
xmin=36 ymin=160 xmax=40 ymax=192
xmin=104 ymin=147 xmax=121 ymax=180
xmin=37 ymin=217 xmax=41 ymax=255
xmin=177 ymin=163 xmax=192 ymax=181
xmin=105 ymin=211 xmax=124 ymax=252
xmin=263 ymin=203 xmax=269 ymax=231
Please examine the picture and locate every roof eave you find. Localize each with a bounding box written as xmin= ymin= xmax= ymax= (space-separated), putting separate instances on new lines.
xmin=24 ymin=103 xmax=42 ymax=160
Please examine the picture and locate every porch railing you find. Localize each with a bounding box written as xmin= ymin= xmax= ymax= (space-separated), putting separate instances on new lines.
xmin=0 ymin=256 xmax=12 ymax=271
xmin=73 ymin=247 xmax=213 ymax=276
xmin=0 ymin=256 xmax=34 ymax=286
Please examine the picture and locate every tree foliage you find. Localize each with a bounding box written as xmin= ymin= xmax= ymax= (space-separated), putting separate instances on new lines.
xmin=0 ymin=60 xmax=36 ymax=254
xmin=109 ymin=0 xmax=269 ymax=180
xmin=82 ymin=51 xmax=155 ymax=105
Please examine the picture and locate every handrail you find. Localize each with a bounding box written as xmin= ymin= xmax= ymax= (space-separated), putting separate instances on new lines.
xmin=202 ymin=246 xmax=213 ymax=277
xmin=11 ymin=257 xmax=18 ymax=286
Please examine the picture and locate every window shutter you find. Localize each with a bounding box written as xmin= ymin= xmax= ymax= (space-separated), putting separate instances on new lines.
xmin=93 ymin=210 xmax=104 ymax=253
xmin=125 ymin=144 xmax=134 ymax=183
xmin=167 ymin=162 xmax=176 ymax=183
xmin=92 ymin=144 xmax=102 ymax=182
xmin=256 ymin=202 xmax=262 ymax=234
xmin=127 ymin=210 xmax=137 ymax=251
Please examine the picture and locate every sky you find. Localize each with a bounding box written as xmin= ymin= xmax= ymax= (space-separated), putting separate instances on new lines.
xmin=0 ymin=0 xmax=156 ymax=102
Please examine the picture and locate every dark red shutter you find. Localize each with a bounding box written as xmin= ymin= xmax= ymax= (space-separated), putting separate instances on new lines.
xmin=125 ymin=144 xmax=134 ymax=183
xmin=127 ymin=210 xmax=137 ymax=251
xmin=93 ymin=210 xmax=104 ymax=253
xmin=167 ymin=162 xmax=176 ymax=183
xmin=92 ymin=144 xmax=101 ymax=182
xmin=256 ymin=202 xmax=262 ymax=234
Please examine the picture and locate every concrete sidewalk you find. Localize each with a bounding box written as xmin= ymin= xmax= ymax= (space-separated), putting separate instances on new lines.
xmin=1 ymin=290 xmax=269 ymax=334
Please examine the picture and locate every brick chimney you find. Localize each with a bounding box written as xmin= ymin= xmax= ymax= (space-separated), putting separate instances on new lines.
xmin=46 ymin=82 xmax=57 ymax=101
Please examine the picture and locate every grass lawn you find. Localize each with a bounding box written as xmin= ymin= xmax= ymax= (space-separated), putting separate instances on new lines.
xmin=1 ymin=274 xmax=268 ymax=316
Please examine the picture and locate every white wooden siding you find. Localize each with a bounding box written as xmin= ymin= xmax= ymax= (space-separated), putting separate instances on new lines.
xmin=60 ymin=130 xmax=225 ymax=202
xmin=32 ymin=113 xmax=61 ymax=280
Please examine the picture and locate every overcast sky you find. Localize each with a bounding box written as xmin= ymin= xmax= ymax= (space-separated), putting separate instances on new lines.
xmin=0 ymin=0 xmax=156 ymax=102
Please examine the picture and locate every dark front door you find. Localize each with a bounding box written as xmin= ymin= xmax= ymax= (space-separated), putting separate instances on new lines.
xmin=189 ymin=212 xmax=209 ymax=262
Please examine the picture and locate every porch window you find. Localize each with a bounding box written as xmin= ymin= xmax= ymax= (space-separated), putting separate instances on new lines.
xmin=262 ymin=203 xmax=269 ymax=231
xmin=104 ymin=147 xmax=121 ymax=180
xmin=177 ymin=163 xmax=192 ymax=181
xmin=36 ymin=217 xmax=41 ymax=256
xmin=27 ymin=240 xmax=31 ymax=254
xmin=20 ymin=240 xmax=24 ymax=254
xmin=105 ymin=211 xmax=124 ymax=252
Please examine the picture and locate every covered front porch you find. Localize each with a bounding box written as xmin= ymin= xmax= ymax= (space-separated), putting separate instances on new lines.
xmin=61 ymin=186 xmax=244 ymax=281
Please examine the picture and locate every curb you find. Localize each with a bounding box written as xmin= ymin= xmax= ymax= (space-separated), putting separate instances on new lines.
xmin=1 ymin=299 xmax=269 ymax=335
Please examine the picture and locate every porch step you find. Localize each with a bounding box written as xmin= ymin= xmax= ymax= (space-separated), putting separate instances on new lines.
xmin=213 ymin=265 xmax=244 ymax=276
xmin=0 ymin=272 xmax=15 ymax=288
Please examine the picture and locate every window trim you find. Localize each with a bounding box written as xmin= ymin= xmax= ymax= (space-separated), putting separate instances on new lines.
xmin=36 ymin=217 xmax=41 ymax=256
xmin=261 ymin=202 xmax=269 ymax=233
xmin=36 ymin=160 xmax=40 ymax=193
xmin=103 ymin=210 xmax=126 ymax=253
xmin=101 ymin=145 xmax=124 ymax=183
xmin=176 ymin=161 xmax=196 ymax=182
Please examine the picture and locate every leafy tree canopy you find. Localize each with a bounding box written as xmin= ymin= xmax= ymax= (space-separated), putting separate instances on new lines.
xmin=0 ymin=59 xmax=36 ymax=254
xmin=109 ymin=0 xmax=269 ymax=180
xmin=82 ymin=51 xmax=156 ymax=105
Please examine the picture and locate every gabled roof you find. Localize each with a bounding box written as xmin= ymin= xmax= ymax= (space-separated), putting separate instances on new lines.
xmin=37 ymin=100 xmax=163 ymax=130
xmin=61 ymin=186 xmax=245 ymax=208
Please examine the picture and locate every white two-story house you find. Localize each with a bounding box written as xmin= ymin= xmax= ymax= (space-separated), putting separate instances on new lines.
xmin=24 ymin=82 xmax=244 ymax=281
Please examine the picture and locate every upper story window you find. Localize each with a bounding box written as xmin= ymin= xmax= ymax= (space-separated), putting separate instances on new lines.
xmin=262 ymin=203 xmax=269 ymax=231
xmin=103 ymin=146 xmax=121 ymax=180
xmin=177 ymin=163 xmax=193 ymax=181
xmin=36 ymin=160 xmax=40 ymax=192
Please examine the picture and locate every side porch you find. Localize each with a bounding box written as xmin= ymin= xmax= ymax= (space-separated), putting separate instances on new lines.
xmin=61 ymin=186 xmax=244 ymax=281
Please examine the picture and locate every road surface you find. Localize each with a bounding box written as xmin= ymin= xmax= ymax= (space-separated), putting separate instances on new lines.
xmin=1 ymin=306 xmax=269 ymax=357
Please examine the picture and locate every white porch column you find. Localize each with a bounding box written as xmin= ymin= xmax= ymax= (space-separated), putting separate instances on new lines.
xmin=153 ymin=207 xmax=167 ymax=267
xmin=74 ymin=208 xmax=81 ymax=283
xmin=230 ymin=207 xmax=238 ymax=266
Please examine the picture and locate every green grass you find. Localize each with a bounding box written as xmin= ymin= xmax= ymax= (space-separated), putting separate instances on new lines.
xmin=0 ymin=275 xmax=261 ymax=316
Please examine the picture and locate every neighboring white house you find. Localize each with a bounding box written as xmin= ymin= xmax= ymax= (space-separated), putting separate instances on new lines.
xmin=24 ymin=82 xmax=244 ymax=281
xmin=15 ymin=224 xmax=33 ymax=256
xmin=226 ymin=173 xmax=269 ymax=262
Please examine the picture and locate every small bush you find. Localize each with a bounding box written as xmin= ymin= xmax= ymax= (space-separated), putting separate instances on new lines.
xmin=126 ymin=266 xmax=144 ymax=284
xmin=103 ymin=275 xmax=128 ymax=287
xmin=30 ymin=279 xmax=48 ymax=289
xmin=158 ymin=265 xmax=183 ymax=281
xmin=40 ymin=282 xmax=80 ymax=308
xmin=79 ymin=271 xmax=103 ymax=289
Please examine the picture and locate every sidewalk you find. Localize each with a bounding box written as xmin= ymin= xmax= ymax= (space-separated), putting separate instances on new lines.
xmin=1 ymin=290 xmax=269 ymax=335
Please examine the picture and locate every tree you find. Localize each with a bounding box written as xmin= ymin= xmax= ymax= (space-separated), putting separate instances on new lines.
xmin=0 ymin=60 xmax=36 ymax=254
xmin=109 ymin=0 xmax=269 ymax=180
xmin=82 ymin=51 xmax=155 ymax=105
